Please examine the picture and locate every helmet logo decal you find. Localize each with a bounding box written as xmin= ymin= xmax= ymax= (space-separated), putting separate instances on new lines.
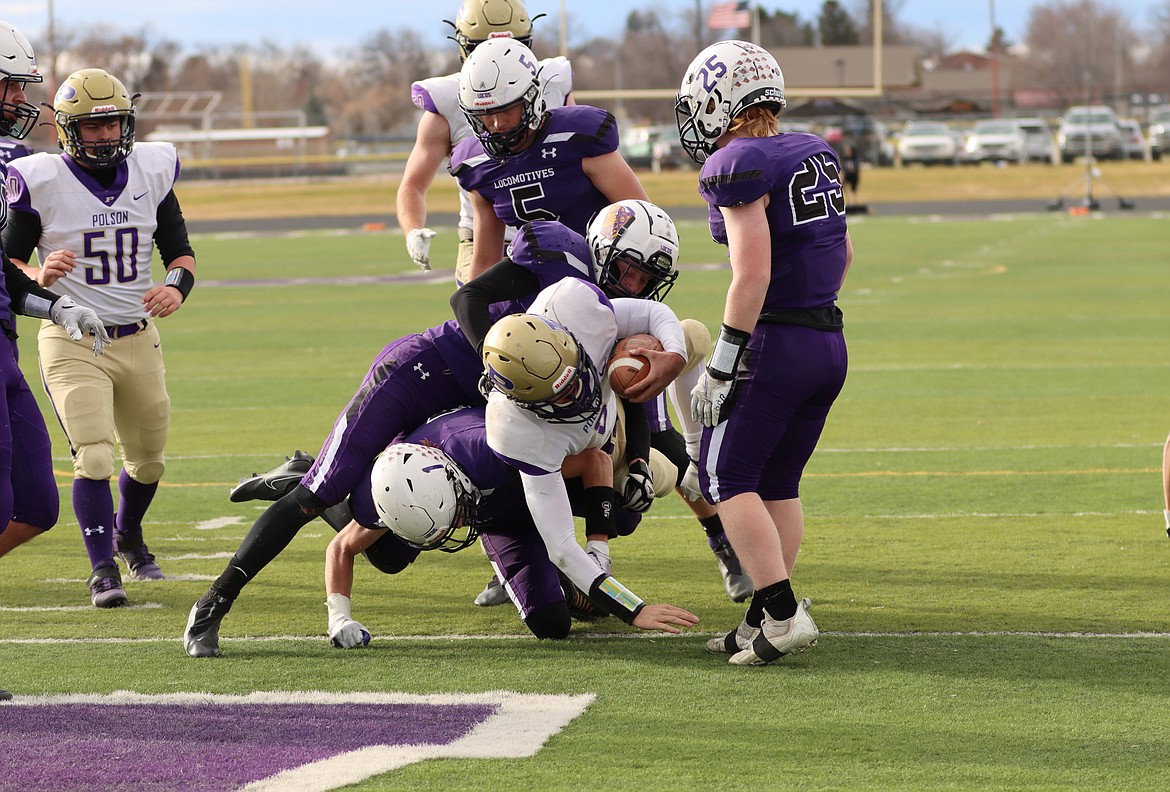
xmin=55 ymin=84 xmax=76 ymax=102
xmin=551 ymin=366 xmax=577 ymax=394
xmin=601 ymin=204 xmax=636 ymax=240
xmin=486 ymin=366 xmax=515 ymax=391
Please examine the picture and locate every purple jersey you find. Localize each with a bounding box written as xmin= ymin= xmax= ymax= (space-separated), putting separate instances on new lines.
xmin=509 ymin=220 xmax=594 ymax=289
xmin=450 ymin=105 xmax=619 ymax=236
xmin=700 ymin=133 xmax=849 ymax=313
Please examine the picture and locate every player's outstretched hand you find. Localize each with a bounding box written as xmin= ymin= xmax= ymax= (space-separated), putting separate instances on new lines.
xmin=632 ymin=603 xmax=700 ymax=634
xmin=406 ymin=227 xmax=437 ymax=270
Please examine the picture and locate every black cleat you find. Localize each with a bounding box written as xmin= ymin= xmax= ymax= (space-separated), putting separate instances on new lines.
xmin=0 ymin=689 xmax=13 ymax=702
xmin=229 ymin=451 xmax=313 ymax=503
xmin=183 ymin=590 xmax=233 ymax=658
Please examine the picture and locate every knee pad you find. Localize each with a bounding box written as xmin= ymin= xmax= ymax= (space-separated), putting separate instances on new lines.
xmin=525 ymin=602 xmax=571 ymax=640
xmin=125 ymin=459 xmax=165 ymax=486
xmin=681 ymin=318 xmax=712 ymax=374
xmin=74 ymin=442 xmax=117 ymax=481
xmin=651 ymin=429 xmax=688 ymax=487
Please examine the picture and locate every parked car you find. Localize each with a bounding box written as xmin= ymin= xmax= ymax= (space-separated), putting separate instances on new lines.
xmin=1013 ymin=117 xmax=1057 ymax=163
xmin=1148 ymin=105 xmax=1170 ymax=160
xmin=1057 ymin=105 xmax=1122 ymax=162
xmin=619 ymin=124 xmax=691 ymax=171
xmin=1117 ymin=119 xmax=1147 ymax=160
xmin=961 ymin=119 xmax=1026 ymax=163
xmin=896 ymin=121 xmax=957 ymax=166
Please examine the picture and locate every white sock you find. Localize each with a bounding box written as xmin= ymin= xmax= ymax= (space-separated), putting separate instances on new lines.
xmin=1164 ymin=510 xmax=1170 ymax=530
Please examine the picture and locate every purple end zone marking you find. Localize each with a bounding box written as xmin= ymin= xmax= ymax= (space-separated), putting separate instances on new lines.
xmin=1 ymin=702 xmax=497 ymax=791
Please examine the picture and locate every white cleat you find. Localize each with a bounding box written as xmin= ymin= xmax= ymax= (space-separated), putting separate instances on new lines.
xmin=729 ymin=598 xmax=818 ymax=666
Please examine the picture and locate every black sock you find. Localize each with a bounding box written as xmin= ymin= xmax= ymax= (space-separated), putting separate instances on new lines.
xmin=209 ymin=564 xmax=249 ymax=601
xmin=699 ymin=514 xmax=723 ymax=538
xmin=759 ymin=579 xmax=798 ymax=622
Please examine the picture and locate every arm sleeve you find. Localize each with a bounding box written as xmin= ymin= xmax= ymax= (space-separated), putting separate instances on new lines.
xmin=153 ymin=190 xmax=196 ymax=266
xmin=521 ymin=470 xmax=611 ymax=592
xmin=612 ymin=298 xmax=686 ymax=358
xmin=450 ymin=257 xmax=539 ymax=352
xmin=4 ymin=254 xmax=61 ymax=318
xmin=620 ymin=399 xmax=650 ymax=464
xmin=1 ymin=206 xmax=42 ymax=263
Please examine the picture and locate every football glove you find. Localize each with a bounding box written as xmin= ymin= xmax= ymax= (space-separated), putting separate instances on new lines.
xmin=585 ymin=539 xmax=612 ymax=576
xmin=326 ymin=593 xmax=371 ymax=649
xmin=620 ymin=458 xmax=654 ymax=513
xmin=690 ymin=370 xmax=737 ymax=427
xmin=406 ymin=227 xmax=437 ymax=270
xmin=679 ymin=461 xmax=703 ymax=502
xmin=49 ymin=297 xmax=110 ymax=357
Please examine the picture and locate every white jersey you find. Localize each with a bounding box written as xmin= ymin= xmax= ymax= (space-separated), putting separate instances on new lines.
xmin=7 ymin=143 xmax=180 ymax=324
xmin=411 ymin=56 xmax=573 ymax=232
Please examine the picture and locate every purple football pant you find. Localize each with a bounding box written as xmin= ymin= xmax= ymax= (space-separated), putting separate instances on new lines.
xmin=0 ymin=333 xmax=59 ymax=532
xmin=300 ymin=334 xmax=474 ymax=507
xmin=478 ymin=528 xmax=565 ymax=620
xmin=699 ymin=323 xmax=847 ymax=502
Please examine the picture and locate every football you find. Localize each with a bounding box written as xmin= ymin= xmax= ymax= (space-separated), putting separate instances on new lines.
xmin=607 ymin=334 xmax=664 ymax=397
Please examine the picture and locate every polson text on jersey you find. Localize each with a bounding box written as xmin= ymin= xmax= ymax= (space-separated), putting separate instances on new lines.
xmin=92 ymin=211 xmax=130 ymax=227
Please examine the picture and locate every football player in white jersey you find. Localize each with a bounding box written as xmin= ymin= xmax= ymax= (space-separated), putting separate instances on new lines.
xmin=477 ymin=277 xmax=697 ymax=629
xmin=0 ymin=24 xmax=109 ymax=580
xmin=396 ymin=0 xmax=573 ymax=284
xmin=4 ymin=68 xmax=197 ymax=608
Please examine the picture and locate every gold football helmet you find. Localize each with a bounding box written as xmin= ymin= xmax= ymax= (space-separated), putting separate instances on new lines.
xmin=481 ymin=314 xmax=603 ymax=423
xmin=447 ymin=0 xmax=534 ymax=61
xmin=53 ymin=68 xmax=135 ymax=168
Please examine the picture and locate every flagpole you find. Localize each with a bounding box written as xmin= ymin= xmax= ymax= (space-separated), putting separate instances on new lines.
xmin=751 ymin=3 xmax=760 ymax=45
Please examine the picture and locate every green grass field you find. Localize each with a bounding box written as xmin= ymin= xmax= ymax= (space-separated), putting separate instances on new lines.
xmin=3 ymin=210 xmax=1169 ymax=790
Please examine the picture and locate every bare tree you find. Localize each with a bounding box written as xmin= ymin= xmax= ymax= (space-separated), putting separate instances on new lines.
xmin=1021 ymin=0 xmax=1138 ymax=106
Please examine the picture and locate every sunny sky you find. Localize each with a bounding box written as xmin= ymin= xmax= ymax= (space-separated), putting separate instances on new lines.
xmin=4 ymin=1 xmax=1165 ymax=58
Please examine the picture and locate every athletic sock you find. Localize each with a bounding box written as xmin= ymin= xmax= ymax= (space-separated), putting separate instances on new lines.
xmin=73 ymin=478 xmax=115 ymax=569
xmin=114 ymin=470 xmax=159 ymax=542
xmin=759 ymin=579 xmax=798 ymax=622
xmin=699 ymin=513 xmax=723 ymax=538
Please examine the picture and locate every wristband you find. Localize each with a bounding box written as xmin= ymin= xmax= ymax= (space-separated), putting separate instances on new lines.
xmin=163 ymin=266 xmax=196 ymax=301
xmin=588 ymin=574 xmax=646 ymax=624
xmin=707 ymin=324 xmax=750 ymax=380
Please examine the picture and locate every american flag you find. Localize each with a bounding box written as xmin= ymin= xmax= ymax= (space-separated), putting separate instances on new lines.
xmin=708 ymin=1 xmax=750 ymax=30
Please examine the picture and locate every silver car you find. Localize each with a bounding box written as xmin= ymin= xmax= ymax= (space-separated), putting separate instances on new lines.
xmin=1013 ymin=118 xmax=1057 ymax=164
xmin=896 ymin=121 xmax=957 ymax=166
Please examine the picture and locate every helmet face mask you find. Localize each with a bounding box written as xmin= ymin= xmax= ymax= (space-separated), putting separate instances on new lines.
xmin=0 ymin=20 xmax=42 ymax=140
xmin=675 ymin=40 xmax=786 ymax=164
xmin=458 ymin=37 xmax=546 ymax=160
xmin=371 ymin=443 xmax=480 ymax=553
xmin=588 ymin=200 xmax=680 ymax=301
xmin=481 ymin=314 xmax=603 ymax=424
xmin=54 ymin=68 xmax=136 ymax=168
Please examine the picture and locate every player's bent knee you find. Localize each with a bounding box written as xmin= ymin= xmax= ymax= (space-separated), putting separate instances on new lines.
xmin=681 ymin=318 xmax=712 ymax=374
xmin=74 ymin=442 xmax=117 ymax=481
xmin=525 ymin=602 xmax=571 ymax=640
xmin=125 ymin=460 xmax=165 ymax=485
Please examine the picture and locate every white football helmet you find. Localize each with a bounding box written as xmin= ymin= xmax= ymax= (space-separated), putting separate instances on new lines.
xmin=675 ymin=39 xmax=786 ymax=164
xmin=447 ymin=0 xmax=534 ymax=61
xmin=370 ymin=443 xmax=480 ymax=552
xmin=587 ymin=200 xmax=680 ymax=302
xmin=458 ymin=37 xmax=546 ymax=159
xmin=481 ymin=313 xmax=603 ymax=423
xmin=54 ymin=68 xmax=136 ymax=168
xmin=0 ymin=20 xmax=42 ymax=140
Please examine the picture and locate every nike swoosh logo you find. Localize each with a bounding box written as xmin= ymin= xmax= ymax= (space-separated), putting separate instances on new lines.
xmin=133 ymin=191 xmax=149 ymax=200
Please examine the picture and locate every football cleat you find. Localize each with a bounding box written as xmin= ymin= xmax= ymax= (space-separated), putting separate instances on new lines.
xmin=729 ymin=598 xmax=818 ymax=666
xmin=183 ymin=590 xmax=233 ymax=658
xmin=114 ymin=533 xmax=164 ymax=581
xmin=705 ymin=617 xmax=758 ymax=655
xmin=229 ymin=451 xmax=313 ymax=503
xmin=559 ymin=572 xmax=601 ymax=621
xmin=708 ymin=532 xmax=753 ymax=602
xmin=473 ymin=574 xmax=509 ymax=607
xmin=87 ymin=564 xmax=128 ymax=608
xmin=0 ymin=689 xmax=12 ymax=701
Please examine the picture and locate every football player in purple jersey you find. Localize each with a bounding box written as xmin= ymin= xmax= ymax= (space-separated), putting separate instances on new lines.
xmin=321 ymin=405 xmax=697 ymax=647
xmin=676 ymin=40 xmax=854 ymax=665
xmin=0 ymin=22 xmax=109 ymax=568
xmin=397 ymin=0 xmax=575 ymax=284
xmin=450 ymin=37 xmax=648 ymax=281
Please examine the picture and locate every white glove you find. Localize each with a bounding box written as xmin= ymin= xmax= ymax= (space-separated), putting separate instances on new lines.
xmin=326 ymin=593 xmax=370 ymax=649
xmin=49 ymin=297 xmax=111 ymax=357
xmin=690 ymin=370 xmax=736 ymax=427
xmin=679 ymin=461 xmax=703 ymax=502
xmin=406 ymin=227 xmax=437 ymax=270
xmin=620 ymin=458 xmax=654 ymax=513
xmin=585 ymin=539 xmax=612 ymax=576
